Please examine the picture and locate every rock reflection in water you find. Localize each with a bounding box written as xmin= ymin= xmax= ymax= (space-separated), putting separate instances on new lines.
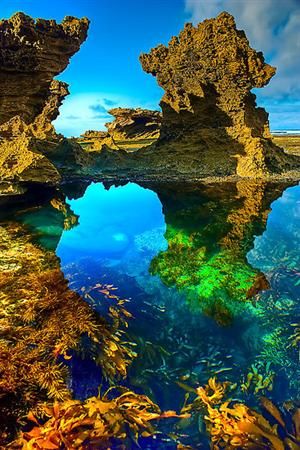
xmin=149 ymin=180 xmax=291 ymax=325
xmin=1 ymin=180 xmax=300 ymax=448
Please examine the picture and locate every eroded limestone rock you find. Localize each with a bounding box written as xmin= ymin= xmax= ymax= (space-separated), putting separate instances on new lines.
xmin=139 ymin=12 xmax=298 ymax=177
xmin=0 ymin=12 xmax=89 ymax=125
xmin=78 ymin=108 xmax=161 ymax=152
xmin=0 ymin=13 xmax=89 ymax=190
xmin=105 ymin=108 xmax=161 ymax=147
xmin=95 ymin=12 xmax=299 ymax=180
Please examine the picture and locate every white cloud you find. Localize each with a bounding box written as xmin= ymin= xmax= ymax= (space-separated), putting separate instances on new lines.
xmin=185 ymin=0 xmax=297 ymax=54
xmin=54 ymin=92 xmax=159 ymax=138
xmin=185 ymin=0 xmax=300 ymax=129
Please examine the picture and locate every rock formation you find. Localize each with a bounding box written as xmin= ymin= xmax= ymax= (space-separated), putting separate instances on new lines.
xmin=106 ymin=108 xmax=161 ymax=147
xmin=78 ymin=108 xmax=161 ymax=152
xmin=2 ymin=11 xmax=299 ymax=188
xmin=96 ymin=12 xmax=299 ymax=180
xmin=272 ymin=134 xmax=300 ymax=157
xmin=0 ymin=13 xmax=89 ymax=125
xmin=0 ymin=12 xmax=89 ymax=193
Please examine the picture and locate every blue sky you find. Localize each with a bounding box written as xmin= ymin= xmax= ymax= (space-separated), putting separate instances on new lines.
xmin=2 ymin=0 xmax=299 ymax=136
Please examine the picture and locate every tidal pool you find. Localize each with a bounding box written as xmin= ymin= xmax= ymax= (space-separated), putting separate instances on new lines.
xmin=1 ymin=180 xmax=300 ymax=448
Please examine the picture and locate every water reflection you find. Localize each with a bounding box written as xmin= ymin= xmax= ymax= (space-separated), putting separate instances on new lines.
xmin=35 ymin=180 xmax=300 ymax=400
xmin=149 ymin=180 xmax=283 ymax=325
xmin=1 ymin=179 xmax=300 ymax=448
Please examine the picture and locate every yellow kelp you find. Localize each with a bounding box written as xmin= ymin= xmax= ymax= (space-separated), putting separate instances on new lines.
xmin=0 ymin=221 xmax=135 ymax=443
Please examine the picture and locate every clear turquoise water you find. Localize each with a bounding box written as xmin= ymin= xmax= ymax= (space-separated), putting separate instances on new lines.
xmin=4 ymin=180 xmax=300 ymax=448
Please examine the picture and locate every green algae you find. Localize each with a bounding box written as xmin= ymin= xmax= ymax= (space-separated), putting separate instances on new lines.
xmin=2 ymin=180 xmax=300 ymax=448
xmin=149 ymin=181 xmax=275 ymax=324
xmin=151 ymin=239 xmax=258 ymax=325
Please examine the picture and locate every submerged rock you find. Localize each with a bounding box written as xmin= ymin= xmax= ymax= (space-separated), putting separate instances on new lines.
xmin=0 ymin=13 xmax=89 ymax=191
xmin=94 ymin=12 xmax=300 ymax=180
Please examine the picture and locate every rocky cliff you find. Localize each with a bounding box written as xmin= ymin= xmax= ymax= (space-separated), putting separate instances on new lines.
xmin=2 ymin=11 xmax=299 ymax=189
xmin=96 ymin=12 xmax=299 ymax=180
xmin=0 ymin=12 xmax=89 ymax=194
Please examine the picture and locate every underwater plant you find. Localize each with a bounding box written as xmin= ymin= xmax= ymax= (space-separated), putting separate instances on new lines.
xmin=241 ymin=362 xmax=275 ymax=395
xmin=150 ymin=182 xmax=272 ymax=325
xmin=150 ymin=225 xmax=262 ymax=326
xmin=289 ymin=322 xmax=300 ymax=354
xmin=0 ymin=222 xmax=136 ymax=443
xmin=10 ymin=388 xmax=188 ymax=449
xmin=180 ymin=377 xmax=300 ymax=449
xmin=180 ymin=377 xmax=231 ymax=414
